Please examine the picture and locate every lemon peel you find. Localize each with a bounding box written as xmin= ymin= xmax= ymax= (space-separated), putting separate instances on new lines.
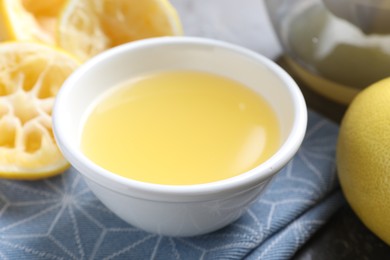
xmin=337 ymin=77 xmax=390 ymax=245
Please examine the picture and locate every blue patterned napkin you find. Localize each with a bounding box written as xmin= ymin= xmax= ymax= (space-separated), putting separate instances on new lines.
xmin=0 ymin=110 xmax=345 ymax=259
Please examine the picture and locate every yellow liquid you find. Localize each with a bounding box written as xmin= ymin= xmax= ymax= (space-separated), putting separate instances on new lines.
xmin=81 ymin=71 xmax=280 ymax=185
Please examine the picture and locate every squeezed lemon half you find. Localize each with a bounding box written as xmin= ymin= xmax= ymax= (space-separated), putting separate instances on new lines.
xmin=57 ymin=0 xmax=182 ymax=61
xmin=0 ymin=42 xmax=79 ymax=179
xmin=0 ymin=0 xmax=65 ymax=44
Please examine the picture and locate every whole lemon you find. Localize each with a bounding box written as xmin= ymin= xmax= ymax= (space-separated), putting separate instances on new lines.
xmin=337 ymin=77 xmax=390 ymax=244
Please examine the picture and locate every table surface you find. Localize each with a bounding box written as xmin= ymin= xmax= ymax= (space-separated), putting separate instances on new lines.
xmin=170 ymin=0 xmax=390 ymax=258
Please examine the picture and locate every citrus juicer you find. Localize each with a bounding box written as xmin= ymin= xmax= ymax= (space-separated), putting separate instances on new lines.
xmin=265 ymin=0 xmax=390 ymax=104
xmin=323 ymin=0 xmax=390 ymax=35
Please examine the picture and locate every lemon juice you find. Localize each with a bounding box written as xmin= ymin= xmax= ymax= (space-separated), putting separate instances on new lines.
xmin=81 ymin=70 xmax=280 ymax=185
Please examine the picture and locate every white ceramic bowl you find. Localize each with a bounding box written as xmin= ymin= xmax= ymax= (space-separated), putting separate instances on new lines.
xmin=53 ymin=37 xmax=307 ymax=237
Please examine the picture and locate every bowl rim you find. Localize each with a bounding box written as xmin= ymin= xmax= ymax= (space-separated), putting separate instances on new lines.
xmin=53 ymin=36 xmax=307 ymax=201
